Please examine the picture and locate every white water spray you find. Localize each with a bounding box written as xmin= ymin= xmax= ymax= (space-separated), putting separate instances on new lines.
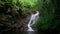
xmin=27 ymin=11 xmax=39 ymax=31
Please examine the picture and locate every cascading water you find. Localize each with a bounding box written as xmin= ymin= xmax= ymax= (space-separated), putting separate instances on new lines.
xmin=27 ymin=11 xmax=39 ymax=31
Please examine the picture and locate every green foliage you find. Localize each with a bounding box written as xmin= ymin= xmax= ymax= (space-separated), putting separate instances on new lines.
xmin=35 ymin=0 xmax=60 ymax=31
xmin=0 ymin=0 xmax=38 ymax=28
xmin=0 ymin=0 xmax=20 ymax=27
xmin=18 ymin=0 xmax=38 ymax=14
xmin=19 ymin=0 xmax=37 ymax=7
xmin=0 ymin=0 xmax=60 ymax=32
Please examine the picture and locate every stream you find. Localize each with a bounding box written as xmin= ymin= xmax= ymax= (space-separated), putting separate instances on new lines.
xmin=27 ymin=11 xmax=39 ymax=31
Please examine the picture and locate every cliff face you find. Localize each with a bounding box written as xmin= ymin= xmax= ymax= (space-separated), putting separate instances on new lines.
xmin=0 ymin=13 xmax=31 ymax=32
xmin=0 ymin=3 xmax=31 ymax=32
xmin=19 ymin=16 xmax=30 ymax=31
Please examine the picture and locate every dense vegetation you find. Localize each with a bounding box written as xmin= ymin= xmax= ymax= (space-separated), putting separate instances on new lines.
xmin=35 ymin=0 xmax=60 ymax=32
xmin=0 ymin=0 xmax=60 ymax=33
xmin=0 ymin=0 xmax=38 ymax=32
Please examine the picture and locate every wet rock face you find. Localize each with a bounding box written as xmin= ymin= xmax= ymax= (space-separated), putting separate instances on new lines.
xmin=0 ymin=6 xmax=32 ymax=32
xmin=19 ymin=16 xmax=31 ymax=31
xmin=0 ymin=13 xmax=31 ymax=33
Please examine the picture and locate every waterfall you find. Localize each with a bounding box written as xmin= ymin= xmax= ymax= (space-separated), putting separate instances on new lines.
xmin=27 ymin=11 xmax=39 ymax=31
